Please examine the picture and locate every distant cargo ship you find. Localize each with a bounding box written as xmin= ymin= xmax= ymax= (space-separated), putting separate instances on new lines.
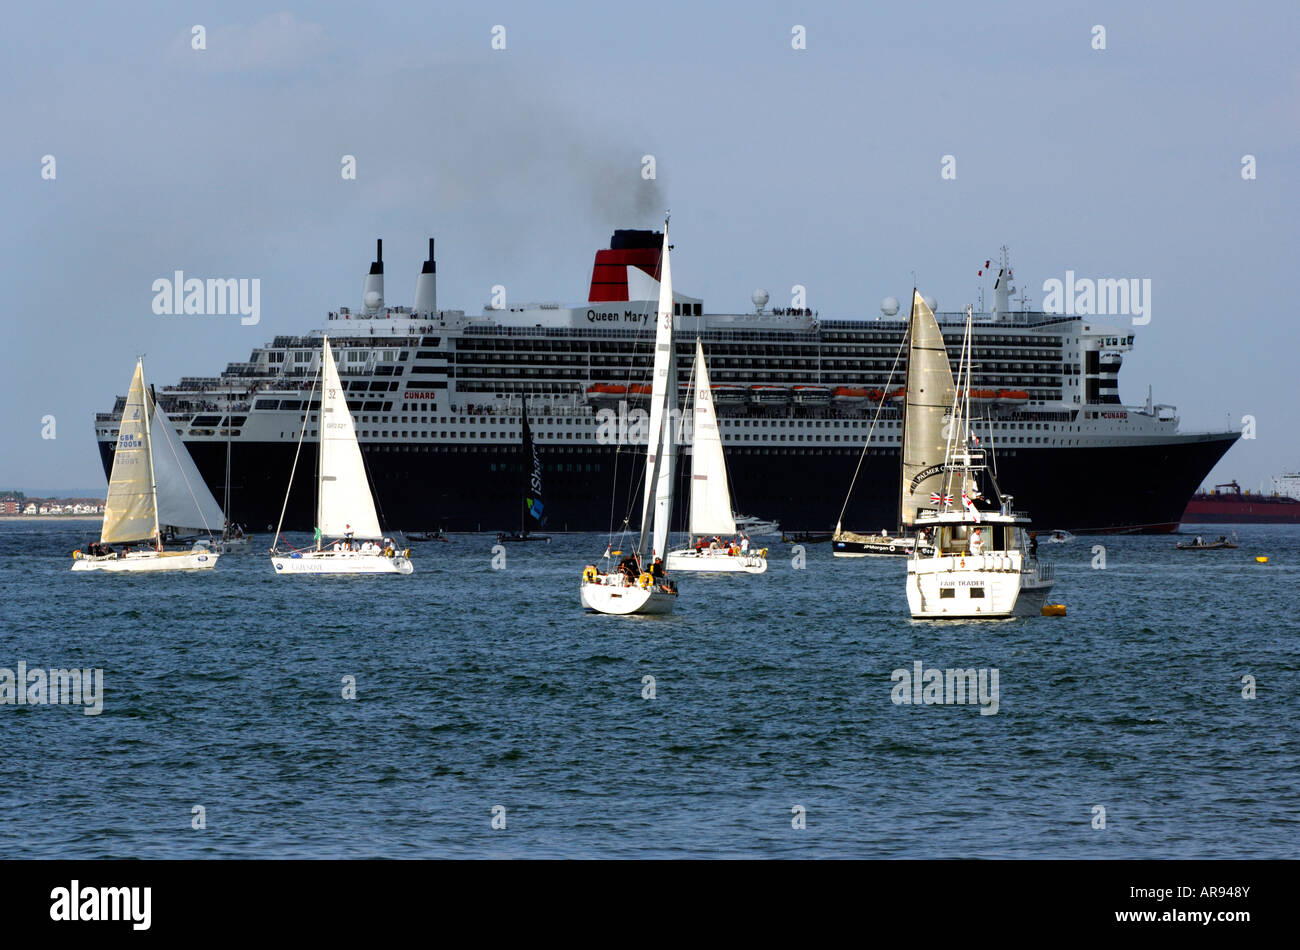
xmin=1181 ymin=479 xmax=1300 ymax=524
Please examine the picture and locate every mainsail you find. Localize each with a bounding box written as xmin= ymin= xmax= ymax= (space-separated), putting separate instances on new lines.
xmin=521 ymin=396 xmax=544 ymax=530
xmin=150 ymin=400 xmax=225 ymax=533
xmin=101 ymin=361 xmax=158 ymax=544
xmin=317 ymin=338 xmax=383 ymax=539
xmin=639 ymin=222 xmax=677 ymax=560
xmin=900 ymin=290 xmax=956 ymax=526
xmin=688 ymin=338 xmax=736 ymax=536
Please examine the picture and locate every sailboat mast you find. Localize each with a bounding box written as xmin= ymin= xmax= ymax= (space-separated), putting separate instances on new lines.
xmin=638 ymin=216 xmax=677 ymax=563
xmin=316 ymin=337 xmax=327 ymax=550
xmin=897 ymin=292 xmax=914 ymax=530
xmin=657 ymin=337 xmax=678 ymax=556
xmin=224 ymin=392 xmax=232 ymax=538
xmin=140 ymin=362 xmax=161 ymax=548
xmin=519 ymin=393 xmax=529 ymax=537
xmin=944 ymin=311 xmax=975 ymax=502
xmin=637 ymin=384 xmax=671 ymax=560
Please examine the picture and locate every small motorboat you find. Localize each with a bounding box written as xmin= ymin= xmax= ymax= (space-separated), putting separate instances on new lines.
xmin=498 ymin=531 xmax=551 ymax=543
xmin=734 ymin=513 xmax=780 ymax=536
xmin=408 ymin=530 xmax=450 ymax=543
xmin=1046 ymin=530 xmax=1074 ymax=544
xmin=1175 ymin=534 xmax=1238 ymax=550
xmin=782 ymin=530 xmax=833 ymax=544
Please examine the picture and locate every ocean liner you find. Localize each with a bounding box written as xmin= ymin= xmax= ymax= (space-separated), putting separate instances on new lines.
xmin=93 ymin=231 xmax=1238 ymax=534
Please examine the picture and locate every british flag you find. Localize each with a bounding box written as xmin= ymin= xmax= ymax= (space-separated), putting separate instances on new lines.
xmin=929 ymin=492 xmax=952 ymax=505
xmin=961 ymin=490 xmax=982 ymax=522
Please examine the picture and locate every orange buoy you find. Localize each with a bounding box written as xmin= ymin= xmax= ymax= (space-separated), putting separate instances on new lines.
xmin=1041 ymin=604 xmax=1067 ymax=617
xmin=1256 ymin=556 xmax=1269 ymax=563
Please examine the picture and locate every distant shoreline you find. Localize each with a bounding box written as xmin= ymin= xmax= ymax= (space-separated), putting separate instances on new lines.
xmin=0 ymin=515 xmax=103 ymax=522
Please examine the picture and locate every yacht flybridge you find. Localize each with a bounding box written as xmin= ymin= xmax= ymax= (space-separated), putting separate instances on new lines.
xmin=903 ymin=292 xmax=1055 ymax=618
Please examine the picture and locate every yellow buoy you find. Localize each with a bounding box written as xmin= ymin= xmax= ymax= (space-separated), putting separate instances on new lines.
xmin=1041 ymin=604 xmax=1067 ymax=617
xmin=1256 ymin=556 xmax=1269 ymax=563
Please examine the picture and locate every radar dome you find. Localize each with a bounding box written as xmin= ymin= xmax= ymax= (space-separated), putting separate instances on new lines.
xmin=364 ymin=290 xmax=382 ymax=310
xmin=923 ymin=295 xmax=937 ymax=312
xmin=752 ymin=289 xmax=770 ymax=310
xmin=880 ymin=296 xmax=899 ymax=316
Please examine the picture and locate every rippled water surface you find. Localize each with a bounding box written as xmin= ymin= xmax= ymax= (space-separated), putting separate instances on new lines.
xmin=1 ymin=521 xmax=1297 ymax=857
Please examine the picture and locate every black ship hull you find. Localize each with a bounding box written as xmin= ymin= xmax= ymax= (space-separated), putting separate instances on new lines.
xmin=98 ymin=434 xmax=1238 ymax=536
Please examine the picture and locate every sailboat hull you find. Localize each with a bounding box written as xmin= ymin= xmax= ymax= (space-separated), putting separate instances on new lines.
xmin=665 ymin=549 xmax=767 ymax=573
xmin=906 ymin=555 xmax=1054 ymax=618
xmin=580 ymin=579 xmax=676 ymax=614
xmin=271 ymin=551 xmax=413 ymax=575
xmin=71 ymin=550 xmax=219 ymax=572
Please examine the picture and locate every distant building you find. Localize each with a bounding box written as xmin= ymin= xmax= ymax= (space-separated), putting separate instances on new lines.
xmin=15 ymin=496 xmax=107 ymax=516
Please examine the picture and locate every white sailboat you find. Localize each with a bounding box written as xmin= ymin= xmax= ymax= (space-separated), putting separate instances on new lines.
xmin=580 ymin=219 xmax=680 ymax=614
xmin=832 ymin=297 xmax=940 ymax=560
xmin=904 ymin=293 xmax=1055 ymax=617
xmin=71 ymin=359 xmax=223 ymax=572
xmin=665 ymin=338 xmax=767 ymax=574
xmin=269 ymin=337 xmax=413 ymax=575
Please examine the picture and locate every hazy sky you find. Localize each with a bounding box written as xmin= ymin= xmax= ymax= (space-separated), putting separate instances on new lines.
xmin=3 ymin=0 xmax=1296 ymax=492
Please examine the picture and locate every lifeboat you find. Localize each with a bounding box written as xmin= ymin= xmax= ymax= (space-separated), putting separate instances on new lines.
xmin=886 ymin=387 xmax=906 ymax=404
xmin=832 ymin=386 xmax=869 ymax=406
xmin=791 ymin=385 xmax=832 ymax=408
xmin=964 ymin=389 xmax=998 ymax=405
xmin=995 ymin=389 xmax=1029 ymax=406
xmin=585 ymin=383 xmax=627 ymax=407
xmin=626 ymin=383 xmax=653 ymax=402
xmin=710 ymin=384 xmax=749 ymax=408
xmin=749 ymin=385 xmax=791 ymax=408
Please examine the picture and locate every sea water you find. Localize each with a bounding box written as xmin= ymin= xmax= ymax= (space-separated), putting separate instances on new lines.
xmin=1 ymin=521 xmax=1296 ymax=857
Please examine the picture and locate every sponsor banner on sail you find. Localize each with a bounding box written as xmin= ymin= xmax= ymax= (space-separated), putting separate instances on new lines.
xmin=900 ymin=291 xmax=956 ymax=526
xmin=522 ymin=403 xmax=544 ymax=523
